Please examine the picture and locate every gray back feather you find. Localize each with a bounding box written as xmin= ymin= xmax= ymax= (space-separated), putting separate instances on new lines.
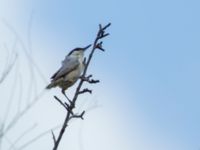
xmin=51 ymin=56 xmax=79 ymax=81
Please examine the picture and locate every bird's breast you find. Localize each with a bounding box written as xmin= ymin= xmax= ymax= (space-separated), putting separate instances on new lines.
xmin=64 ymin=63 xmax=83 ymax=82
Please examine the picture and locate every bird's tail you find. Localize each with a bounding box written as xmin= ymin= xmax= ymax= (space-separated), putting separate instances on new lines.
xmin=46 ymin=78 xmax=63 ymax=89
xmin=46 ymin=82 xmax=56 ymax=89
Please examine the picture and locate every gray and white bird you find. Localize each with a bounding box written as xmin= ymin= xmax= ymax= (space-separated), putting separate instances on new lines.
xmin=46 ymin=44 xmax=91 ymax=97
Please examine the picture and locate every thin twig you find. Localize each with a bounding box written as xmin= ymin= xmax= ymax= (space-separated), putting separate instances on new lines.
xmin=78 ymin=88 xmax=92 ymax=95
xmin=2 ymin=19 xmax=48 ymax=84
xmin=17 ymin=125 xmax=61 ymax=150
xmin=54 ymin=96 xmax=71 ymax=112
xmin=0 ymin=16 xmax=48 ymax=150
xmin=3 ymin=89 xmax=46 ymax=136
xmin=51 ymin=130 xmax=56 ymax=145
xmin=8 ymin=124 xmax=37 ymax=150
xmin=0 ymin=51 xmax=17 ymax=84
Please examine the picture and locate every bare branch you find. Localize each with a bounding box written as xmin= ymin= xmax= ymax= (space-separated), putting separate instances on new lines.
xmin=3 ymin=89 xmax=46 ymax=136
xmin=8 ymin=124 xmax=37 ymax=150
xmin=78 ymin=88 xmax=92 ymax=95
xmin=2 ymin=19 xmax=48 ymax=84
xmin=0 ymin=52 xmax=17 ymax=84
xmin=88 ymin=79 xmax=100 ymax=84
xmin=52 ymin=23 xmax=111 ymax=150
xmin=0 ymin=15 xmax=48 ymax=150
xmin=96 ymin=41 xmax=105 ymax=51
xmin=102 ymin=22 xmax=111 ymax=30
xmin=54 ymin=96 xmax=71 ymax=112
xmin=99 ymin=24 xmax=102 ymax=30
xmin=80 ymin=75 xmax=100 ymax=84
xmin=17 ymin=125 xmax=61 ymax=150
xmin=51 ymin=130 xmax=56 ymax=145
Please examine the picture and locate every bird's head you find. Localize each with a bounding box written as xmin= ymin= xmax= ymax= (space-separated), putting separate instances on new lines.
xmin=68 ymin=44 xmax=91 ymax=57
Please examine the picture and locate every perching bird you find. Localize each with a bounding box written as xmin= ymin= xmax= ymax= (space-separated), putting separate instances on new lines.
xmin=46 ymin=44 xmax=91 ymax=98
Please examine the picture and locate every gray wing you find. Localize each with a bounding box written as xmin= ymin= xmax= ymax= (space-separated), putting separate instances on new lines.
xmin=51 ymin=56 xmax=79 ymax=81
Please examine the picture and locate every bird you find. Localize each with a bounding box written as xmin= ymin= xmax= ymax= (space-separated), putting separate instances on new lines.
xmin=46 ymin=44 xmax=91 ymax=99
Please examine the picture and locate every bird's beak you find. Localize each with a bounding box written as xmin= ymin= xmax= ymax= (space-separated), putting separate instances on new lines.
xmin=83 ymin=44 xmax=91 ymax=51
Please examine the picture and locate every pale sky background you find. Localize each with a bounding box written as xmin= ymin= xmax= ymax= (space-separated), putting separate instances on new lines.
xmin=0 ymin=0 xmax=200 ymax=150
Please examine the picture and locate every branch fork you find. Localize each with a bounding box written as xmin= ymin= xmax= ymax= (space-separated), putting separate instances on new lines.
xmin=69 ymin=111 xmax=85 ymax=120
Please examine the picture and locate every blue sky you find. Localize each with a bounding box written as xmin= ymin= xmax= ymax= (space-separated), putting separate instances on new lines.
xmin=0 ymin=0 xmax=200 ymax=150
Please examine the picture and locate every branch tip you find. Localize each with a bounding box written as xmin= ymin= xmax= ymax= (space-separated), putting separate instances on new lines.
xmin=99 ymin=24 xmax=102 ymax=30
xmin=102 ymin=23 xmax=111 ymax=30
